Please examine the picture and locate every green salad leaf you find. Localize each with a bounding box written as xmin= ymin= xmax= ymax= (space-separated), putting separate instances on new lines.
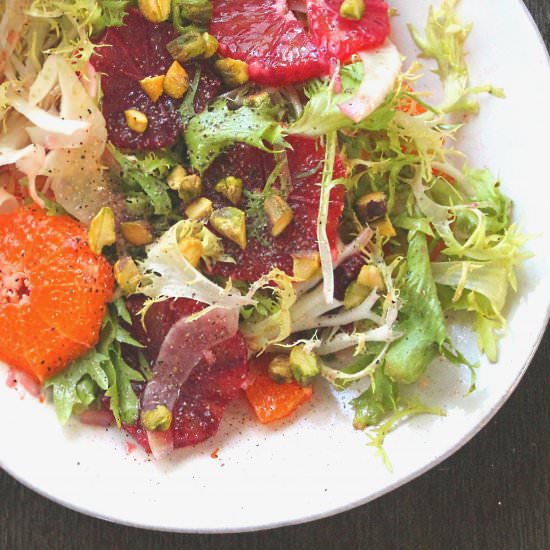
xmin=44 ymin=300 xmax=145 ymax=426
xmin=90 ymin=0 xmax=130 ymax=34
xmin=352 ymin=367 xmax=399 ymax=429
xmin=384 ymin=231 xmax=448 ymax=384
xmin=288 ymin=62 xmax=399 ymax=137
xmin=108 ymin=145 xmax=176 ymax=217
xmin=185 ymin=100 xmax=287 ymax=173
xmin=408 ymin=0 xmax=504 ymax=113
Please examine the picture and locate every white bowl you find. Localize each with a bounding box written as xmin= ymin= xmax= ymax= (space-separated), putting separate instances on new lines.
xmin=1 ymin=0 xmax=549 ymax=533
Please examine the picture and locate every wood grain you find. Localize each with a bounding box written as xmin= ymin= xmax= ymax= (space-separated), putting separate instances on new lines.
xmin=1 ymin=2 xmax=549 ymax=549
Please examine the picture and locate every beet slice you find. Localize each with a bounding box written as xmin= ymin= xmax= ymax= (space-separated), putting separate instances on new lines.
xmin=203 ymin=135 xmax=345 ymax=282
xmin=124 ymin=297 xmax=249 ymax=452
xmin=91 ymin=9 xmax=221 ymax=150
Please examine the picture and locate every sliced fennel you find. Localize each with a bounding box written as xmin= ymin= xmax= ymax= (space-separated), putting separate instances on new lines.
xmin=138 ymin=220 xmax=253 ymax=309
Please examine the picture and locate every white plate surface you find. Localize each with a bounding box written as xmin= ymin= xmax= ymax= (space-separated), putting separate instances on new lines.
xmin=1 ymin=0 xmax=549 ymax=533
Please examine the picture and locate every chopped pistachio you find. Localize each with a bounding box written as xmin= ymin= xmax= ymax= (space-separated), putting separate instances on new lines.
xmin=292 ymin=253 xmax=320 ymax=281
xmin=357 ymin=265 xmax=385 ymax=291
xmin=138 ymin=0 xmax=171 ymax=23
xmin=356 ymin=191 xmax=387 ymax=223
xmin=168 ymin=168 xmax=203 ymax=205
xmin=178 ymin=0 xmax=212 ymax=24
xmin=340 ymin=0 xmax=365 ymax=20
xmin=264 ymin=194 xmax=294 ymax=237
xmin=185 ymin=197 xmax=213 ymax=220
xmin=344 ymin=280 xmax=370 ymax=310
xmin=268 ymin=355 xmax=293 ymax=383
xmin=243 ymin=91 xmax=271 ymax=109
xmin=373 ymin=215 xmax=397 ymax=238
xmin=114 ymin=257 xmax=141 ymax=294
xmin=215 ymin=176 xmax=243 ymax=205
xmin=167 ymin=165 xmax=188 ymax=190
xmin=120 ymin=221 xmax=154 ymax=246
xmin=178 ymin=236 xmax=203 ymax=267
xmin=202 ymin=32 xmax=219 ymax=58
xmin=210 ymin=207 xmax=247 ymax=249
xmin=89 ymin=206 xmax=116 ymax=254
xmin=124 ymin=109 xmax=148 ymax=133
xmin=289 ymin=345 xmax=320 ymax=386
xmin=164 ymin=61 xmax=189 ymax=99
xmin=214 ymin=58 xmax=249 ymax=88
xmin=141 ymin=405 xmax=172 ymax=432
xmin=139 ymin=75 xmax=165 ymax=102
xmin=167 ymin=30 xmax=206 ymax=63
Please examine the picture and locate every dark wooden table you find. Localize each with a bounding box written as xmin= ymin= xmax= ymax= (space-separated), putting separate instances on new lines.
xmin=2 ymin=3 xmax=549 ymax=549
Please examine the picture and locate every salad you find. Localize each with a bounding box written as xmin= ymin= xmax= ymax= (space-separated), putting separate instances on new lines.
xmin=0 ymin=0 xmax=528 ymax=460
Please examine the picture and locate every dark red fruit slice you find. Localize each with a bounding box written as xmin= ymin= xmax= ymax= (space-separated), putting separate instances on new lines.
xmin=210 ymin=0 xmax=327 ymax=86
xmin=210 ymin=0 xmax=390 ymax=86
xmin=124 ymin=297 xmax=249 ymax=452
xmin=307 ymin=0 xmax=391 ymax=61
xmin=333 ymin=254 xmax=365 ymax=300
xmin=91 ymin=9 xmax=221 ymax=150
xmin=203 ymin=135 xmax=345 ymax=282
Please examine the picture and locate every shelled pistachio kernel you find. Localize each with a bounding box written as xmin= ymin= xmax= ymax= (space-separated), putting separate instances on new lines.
xmin=374 ymin=215 xmax=397 ymax=238
xmin=210 ymin=207 xmax=247 ymax=249
xmin=178 ymin=236 xmax=203 ymax=267
xmin=203 ymin=33 xmax=219 ymax=58
xmin=168 ymin=166 xmax=202 ymax=204
xmin=264 ymin=195 xmax=293 ymax=237
xmin=180 ymin=0 xmax=213 ymax=24
xmin=215 ymin=176 xmax=243 ymax=205
xmin=214 ymin=58 xmax=249 ymax=88
xmin=339 ymin=0 xmax=365 ymax=20
xmin=356 ymin=191 xmax=387 ymax=223
xmin=138 ymin=0 xmax=171 ymax=23
xmin=343 ymin=280 xmax=370 ymax=310
xmin=114 ymin=257 xmax=141 ymax=294
xmin=167 ymin=31 xmax=206 ymax=63
xmin=268 ymin=355 xmax=293 ymax=383
xmin=124 ymin=109 xmax=148 ymax=133
xmin=164 ymin=61 xmax=189 ymax=99
xmin=289 ymin=345 xmax=320 ymax=386
xmin=167 ymin=165 xmax=187 ymax=190
xmin=357 ymin=265 xmax=385 ymax=291
xmin=185 ymin=197 xmax=213 ymax=220
xmin=292 ymin=252 xmax=320 ymax=281
xmin=89 ymin=206 xmax=116 ymax=254
xmin=139 ymin=75 xmax=165 ymax=102
xmin=141 ymin=405 xmax=172 ymax=432
xmin=120 ymin=221 xmax=154 ymax=246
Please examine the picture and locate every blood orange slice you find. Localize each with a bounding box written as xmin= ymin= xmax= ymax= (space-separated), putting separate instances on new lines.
xmin=92 ymin=9 xmax=221 ymax=150
xmin=204 ymin=136 xmax=345 ymax=282
xmin=307 ymin=0 xmax=391 ymax=61
xmin=124 ymin=297 xmax=249 ymax=452
xmin=0 ymin=207 xmax=114 ymax=382
xmin=210 ymin=0 xmax=390 ymax=86
xmin=210 ymin=0 xmax=327 ymax=86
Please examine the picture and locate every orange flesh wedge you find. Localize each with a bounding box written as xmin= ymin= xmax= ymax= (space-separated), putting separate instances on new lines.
xmin=0 ymin=206 xmax=114 ymax=382
xmin=245 ymin=355 xmax=313 ymax=424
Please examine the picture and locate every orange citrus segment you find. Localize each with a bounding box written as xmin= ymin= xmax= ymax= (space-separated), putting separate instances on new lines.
xmin=245 ymin=355 xmax=313 ymax=424
xmin=0 ymin=206 xmax=114 ymax=382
